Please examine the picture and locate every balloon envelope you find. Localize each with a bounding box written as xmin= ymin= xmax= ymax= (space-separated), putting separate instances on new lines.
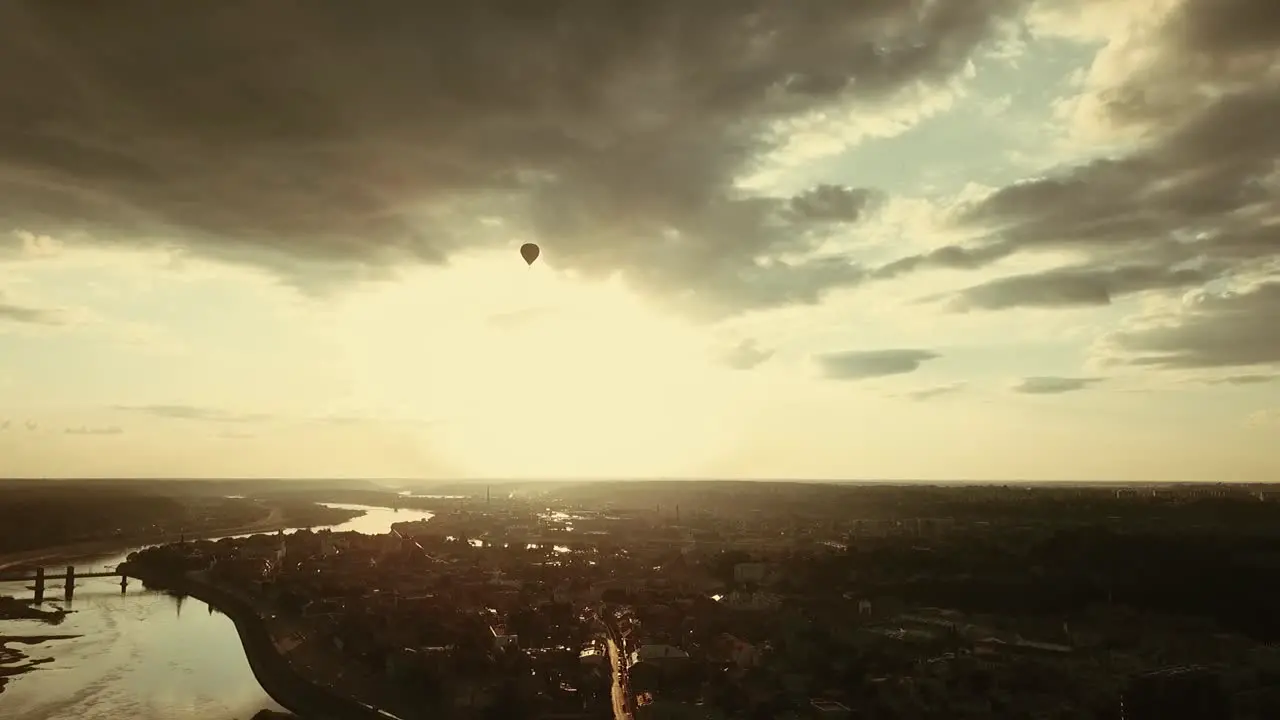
xmin=520 ymin=242 xmax=540 ymax=265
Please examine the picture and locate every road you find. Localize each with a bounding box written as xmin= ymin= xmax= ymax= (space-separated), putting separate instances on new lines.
xmin=598 ymin=612 xmax=634 ymax=720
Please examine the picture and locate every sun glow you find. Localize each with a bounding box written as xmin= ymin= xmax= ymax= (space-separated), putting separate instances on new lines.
xmin=333 ymin=250 xmax=744 ymax=478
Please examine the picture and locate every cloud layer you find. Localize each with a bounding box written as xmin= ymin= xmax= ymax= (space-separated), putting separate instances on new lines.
xmin=0 ymin=1 xmax=1018 ymax=315
xmin=112 ymin=404 xmax=271 ymax=424
xmin=723 ymin=339 xmax=775 ymax=371
xmin=817 ymin=349 xmax=941 ymax=380
xmin=1105 ymin=282 xmax=1280 ymax=369
xmin=906 ymin=0 xmax=1280 ymax=376
xmin=64 ymin=426 xmax=124 ymax=436
xmin=902 ymin=382 xmax=967 ymax=401
xmin=0 ymin=293 xmax=62 ymax=325
xmin=2 ymin=0 xmax=1278 ymax=406
xmin=1013 ymin=376 xmax=1103 ymax=394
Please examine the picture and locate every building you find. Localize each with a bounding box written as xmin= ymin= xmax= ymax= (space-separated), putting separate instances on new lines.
xmin=1121 ymin=666 xmax=1232 ymax=720
xmin=636 ymin=698 xmax=724 ymax=720
xmin=710 ymin=634 xmax=761 ymax=668
xmin=629 ymin=644 xmax=694 ymax=694
xmin=490 ymin=624 xmax=518 ymax=652
xmin=579 ymin=643 xmax=607 ymax=666
xmin=733 ymin=562 xmax=768 ymax=584
xmin=810 ymin=699 xmax=852 ymax=719
xmin=722 ymin=590 xmax=782 ymax=611
xmin=629 ymin=643 xmax=690 ymax=666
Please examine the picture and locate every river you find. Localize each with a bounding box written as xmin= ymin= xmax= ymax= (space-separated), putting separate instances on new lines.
xmin=0 ymin=503 xmax=433 ymax=720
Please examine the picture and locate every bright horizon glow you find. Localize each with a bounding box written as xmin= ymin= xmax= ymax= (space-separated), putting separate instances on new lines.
xmin=331 ymin=252 xmax=746 ymax=478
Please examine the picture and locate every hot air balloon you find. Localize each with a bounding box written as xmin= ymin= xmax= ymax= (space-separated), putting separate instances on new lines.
xmin=520 ymin=242 xmax=540 ymax=266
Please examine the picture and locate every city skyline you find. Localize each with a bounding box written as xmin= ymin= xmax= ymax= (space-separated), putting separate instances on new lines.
xmin=1 ymin=1 xmax=1276 ymax=481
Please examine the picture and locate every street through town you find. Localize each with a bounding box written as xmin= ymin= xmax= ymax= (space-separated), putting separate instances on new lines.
xmin=600 ymin=615 xmax=634 ymax=720
xmin=606 ymin=636 xmax=632 ymax=720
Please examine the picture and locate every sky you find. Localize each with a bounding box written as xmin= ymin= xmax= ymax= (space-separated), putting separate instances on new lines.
xmin=0 ymin=0 xmax=1277 ymax=482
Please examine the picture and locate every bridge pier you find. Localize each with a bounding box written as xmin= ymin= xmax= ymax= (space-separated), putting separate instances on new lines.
xmin=3 ymin=567 xmax=126 ymax=602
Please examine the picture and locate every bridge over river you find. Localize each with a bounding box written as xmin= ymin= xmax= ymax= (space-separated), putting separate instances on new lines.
xmin=0 ymin=565 xmax=132 ymax=602
xmin=0 ymin=503 xmax=433 ymax=720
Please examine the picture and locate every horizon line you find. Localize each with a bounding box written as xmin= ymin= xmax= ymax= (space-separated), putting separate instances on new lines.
xmin=0 ymin=477 xmax=1272 ymax=487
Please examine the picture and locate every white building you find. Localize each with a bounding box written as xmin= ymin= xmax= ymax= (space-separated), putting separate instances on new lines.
xmin=629 ymin=643 xmax=689 ymax=666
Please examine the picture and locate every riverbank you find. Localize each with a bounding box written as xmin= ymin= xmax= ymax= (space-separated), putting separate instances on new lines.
xmin=0 ymin=506 xmax=361 ymax=572
xmin=123 ymin=562 xmax=390 ymax=720
xmin=0 ymin=634 xmax=78 ymax=696
xmin=0 ymin=596 xmax=69 ymax=623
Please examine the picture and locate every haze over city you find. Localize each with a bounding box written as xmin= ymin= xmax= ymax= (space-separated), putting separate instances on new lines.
xmin=1 ymin=0 xmax=1277 ymax=482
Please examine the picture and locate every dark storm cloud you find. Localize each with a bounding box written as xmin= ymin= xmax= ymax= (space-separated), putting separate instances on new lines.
xmin=1105 ymin=282 xmax=1280 ymax=369
xmin=901 ymin=382 xmax=966 ymax=400
xmin=0 ymin=1 xmax=1019 ymax=313
xmin=948 ymin=264 xmax=1215 ymax=311
xmin=0 ymin=294 xmax=63 ymax=325
xmin=64 ymin=425 xmax=124 ymax=435
xmin=113 ymin=404 xmax=271 ymax=423
xmin=722 ymin=339 xmax=774 ymax=370
xmin=816 ymin=349 xmax=940 ymax=380
xmin=1013 ymin=376 xmax=1103 ymax=394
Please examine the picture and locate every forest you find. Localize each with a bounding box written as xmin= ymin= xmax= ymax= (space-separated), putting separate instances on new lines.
xmin=0 ymin=480 xmax=358 ymax=555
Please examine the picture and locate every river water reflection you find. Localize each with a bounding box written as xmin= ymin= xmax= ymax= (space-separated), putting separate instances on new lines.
xmin=0 ymin=503 xmax=432 ymax=720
